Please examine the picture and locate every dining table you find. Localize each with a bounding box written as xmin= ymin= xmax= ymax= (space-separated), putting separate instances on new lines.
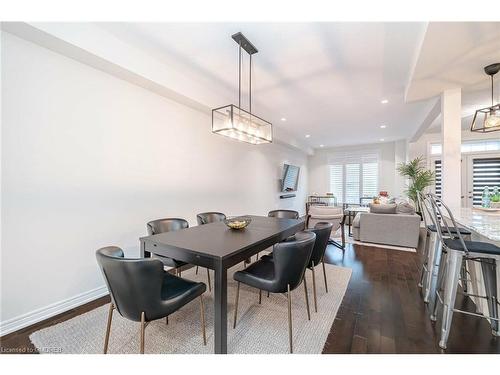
xmin=139 ymin=214 xmax=305 ymax=354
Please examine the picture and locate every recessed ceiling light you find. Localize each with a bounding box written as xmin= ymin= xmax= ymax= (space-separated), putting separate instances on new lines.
xmin=380 ymin=138 xmax=385 ymax=142
xmin=305 ymin=134 xmax=311 ymax=138
xmin=281 ymin=117 xmax=287 ymax=122
xmin=319 ymin=144 xmax=324 ymax=148
xmin=380 ymin=125 xmax=387 ymax=129
xmin=381 ymin=99 xmax=389 ymax=104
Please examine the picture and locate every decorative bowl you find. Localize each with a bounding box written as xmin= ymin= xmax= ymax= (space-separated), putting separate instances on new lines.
xmin=224 ymin=216 xmax=252 ymax=230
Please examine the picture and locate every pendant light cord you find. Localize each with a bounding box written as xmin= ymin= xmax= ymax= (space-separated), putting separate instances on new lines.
xmin=238 ymin=41 xmax=242 ymax=108
xmin=249 ymin=54 xmax=252 ymax=114
xmin=492 ymin=75 xmax=494 ymax=106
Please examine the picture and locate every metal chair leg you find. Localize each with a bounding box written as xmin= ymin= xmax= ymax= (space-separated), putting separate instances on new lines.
xmin=233 ymin=282 xmax=240 ymax=329
xmin=303 ymin=277 xmax=311 ymax=321
xmin=103 ymin=303 xmax=114 ymax=354
xmin=322 ymin=259 xmax=328 ymax=293
xmin=259 ymin=289 xmax=262 ymax=304
xmin=267 ymin=291 xmax=270 ymax=298
xmin=287 ymin=284 xmax=293 ymax=353
xmin=439 ymin=250 xmax=462 ymax=349
xmin=431 ymin=250 xmax=448 ymax=321
xmin=460 ymin=257 xmax=468 ymax=294
xmin=200 ymin=295 xmax=207 ymax=345
xmin=311 ymin=263 xmax=318 ymax=312
xmin=140 ymin=311 xmax=145 ymax=354
xmin=165 ymin=316 xmax=169 ymax=325
xmin=481 ymin=258 xmax=499 ymax=336
xmin=196 ymin=266 xmax=199 ymax=275
xmin=206 ymin=268 xmax=211 ymax=292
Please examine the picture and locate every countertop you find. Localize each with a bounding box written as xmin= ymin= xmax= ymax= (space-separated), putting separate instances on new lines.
xmin=452 ymin=208 xmax=500 ymax=242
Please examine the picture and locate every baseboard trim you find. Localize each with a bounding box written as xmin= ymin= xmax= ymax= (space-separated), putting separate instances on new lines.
xmin=0 ymin=285 xmax=108 ymax=337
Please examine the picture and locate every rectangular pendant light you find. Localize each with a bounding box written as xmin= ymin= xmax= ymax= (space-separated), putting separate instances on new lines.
xmin=211 ymin=32 xmax=273 ymax=144
xmin=212 ymin=105 xmax=273 ymax=144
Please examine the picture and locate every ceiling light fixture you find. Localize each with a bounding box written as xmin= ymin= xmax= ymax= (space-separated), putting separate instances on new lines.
xmin=380 ymin=138 xmax=385 ymax=142
xmin=471 ymin=63 xmax=500 ymax=133
xmin=281 ymin=117 xmax=287 ymax=122
xmin=212 ymin=32 xmax=272 ymax=144
xmin=380 ymin=125 xmax=387 ymax=129
xmin=319 ymin=144 xmax=324 ymax=148
xmin=305 ymin=134 xmax=311 ymax=138
xmin=381 ymin=99 xmax=389 ymax=104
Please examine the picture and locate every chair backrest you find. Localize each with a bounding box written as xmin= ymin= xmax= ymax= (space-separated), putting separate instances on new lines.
xmin=305 ymin=222 xmax=333 ymax=266
xmin=426 ymin=193 xmax=469 ymax=254
xmin=416 ymin=191 xmax=431 ymax=228
xmin=272 ymin=231 xmax=316 ymax=291
xmin=196 ymin=212 xmax=226 ymax=225
xmin=146 ymin=218 xmax=189 ymax=235
xmin=96 ymin=246 xmax=164 ymax=322
xmin=268 ymin=209 xmax=299 ymax=219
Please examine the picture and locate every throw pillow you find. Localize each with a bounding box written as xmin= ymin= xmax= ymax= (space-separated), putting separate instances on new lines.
xmin=369 ymin=203 xmax=397 ymax=214
xmin=396 ymin=202 xmax=416 ymax=215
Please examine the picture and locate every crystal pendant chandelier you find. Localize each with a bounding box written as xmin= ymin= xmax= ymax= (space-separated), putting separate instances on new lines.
xmin=212 ymin=32 xmax=272 ymax=144
xmin=471 ymin=63 xmax=500 ymax=133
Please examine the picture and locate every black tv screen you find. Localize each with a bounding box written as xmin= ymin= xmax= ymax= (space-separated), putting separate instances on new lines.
xmin=281 ymin=164 xmax=300 ymax=192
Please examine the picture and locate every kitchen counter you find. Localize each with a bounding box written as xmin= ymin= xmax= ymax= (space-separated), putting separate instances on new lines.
xmin=452 ymin=208 xmax=500 ymax=242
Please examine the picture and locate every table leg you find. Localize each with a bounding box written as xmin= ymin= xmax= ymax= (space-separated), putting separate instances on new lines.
xmin=140 ymin=241 xmax=150 ymax=258
xmin=214 ymin=261 xmax=228 ymax=354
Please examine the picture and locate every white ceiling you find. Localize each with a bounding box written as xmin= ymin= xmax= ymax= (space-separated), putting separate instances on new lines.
xmin=98 ymin=22 xmax=500 ymax=148
xmin=99 ymin=22 xmax=437 ymax=148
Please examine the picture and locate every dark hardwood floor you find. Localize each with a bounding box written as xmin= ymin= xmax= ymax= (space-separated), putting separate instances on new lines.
xmin=1 ymin=229 xmax=499 ymax=354
xmin=323 ymin=230 xmax=500 ymax=353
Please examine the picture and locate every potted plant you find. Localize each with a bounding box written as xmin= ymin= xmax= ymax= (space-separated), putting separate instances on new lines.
xmin=397 ymin=156 xmax=435 ymax=214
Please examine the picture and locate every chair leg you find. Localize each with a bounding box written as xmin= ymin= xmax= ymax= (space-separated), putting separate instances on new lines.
xmin=165 ymin=316 xmax=169 ymax=325
xmin=206 ymin=268 xmax=211 ymax=292
xmin=259 ymin=289 xmax=262 ymax=304
xmin=311 ymin=263 xmax=318 ymax=312
xmin=200 ymin=295 xmax=207 ymax=345
xmin=196 ymin=266 xmax=199 ymax=275
xmin=267 ymin=291 xmax=270 ymax=298
xmin=103 ymin=303 xmax=114 ymax=354
xmin=322 ymin=258 xmax=328 ymax=293
xmin=287 ymin=284 xmax=293 ymax=354
xmin=460 ymin=257 xmax=468 ymax=294
xmin=256 ymin=252 xmax=259 ymax=261
xmin=439 ymin=250 xmax=462 ymax=349
xmin=140 ymin=311 xmax=145 ymax=354
xmin=431 ymin=250 xmax=448 ymax=321
xmin=303 ymin=277 xmax=311 ymax=321
xmin=481 ymin=258 xmax=499 ymax=336
xmin=233 ymin=282 xmax=240 ymax=329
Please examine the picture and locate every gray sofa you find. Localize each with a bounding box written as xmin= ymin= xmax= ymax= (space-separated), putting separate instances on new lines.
xmin=352 ymin=203 xmax=421 ymax=248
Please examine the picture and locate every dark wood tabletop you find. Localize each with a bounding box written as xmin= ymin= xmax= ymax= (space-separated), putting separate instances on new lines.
xmin=139 ymin=215 xmax=305 ymax=354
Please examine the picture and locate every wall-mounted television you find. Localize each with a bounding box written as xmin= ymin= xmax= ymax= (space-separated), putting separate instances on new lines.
xmin=281 ymin=164 xmax=300 ymax=192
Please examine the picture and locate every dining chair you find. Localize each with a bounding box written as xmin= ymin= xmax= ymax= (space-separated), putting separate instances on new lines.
xmin=96 ymin=246 xmax=207 ymax=354
xmin=304 ymin=222 xmax=334 ymax=312
xmin=268 ymin=209 xmax=300 ymax=219
xmin=254 ymin=209 xmax=301 ymax=263
xmin=425 ymin=194 xmax=500 ymax=349
xmin=232 ymin=231 xmax=316 ymax=353
xmin=147 ymin=218 xmax=212 ymax=291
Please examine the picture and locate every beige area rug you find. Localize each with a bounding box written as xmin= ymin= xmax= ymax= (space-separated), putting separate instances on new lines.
xmin=30 ymin=263 xmax=351 ymax=354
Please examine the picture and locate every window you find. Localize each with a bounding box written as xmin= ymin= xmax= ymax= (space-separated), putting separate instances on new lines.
xmin=472 ymin=157 xmax=500 ymax=207
xmin=430 ymin=139 xmax=500 ymax=155
xmin=329 ymin=151 xmax=379 ymax=204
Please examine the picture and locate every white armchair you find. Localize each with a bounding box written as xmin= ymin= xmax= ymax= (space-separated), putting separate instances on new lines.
xmin=306 ymin=205 xmax=345 ymax=249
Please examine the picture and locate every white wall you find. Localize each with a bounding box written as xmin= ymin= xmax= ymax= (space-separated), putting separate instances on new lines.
xmin=308 ymin=141 xmax=407 ymax=199
xmin=0 ymin=33 xmax=308 ymax=333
